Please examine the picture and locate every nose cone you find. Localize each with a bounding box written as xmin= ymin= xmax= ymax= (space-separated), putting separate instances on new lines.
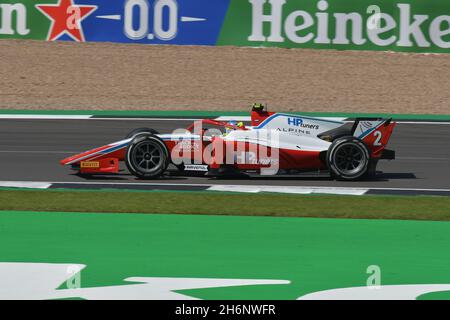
xmin=60 ymin=154 xmax=79 ymax=166
xmin=60 ymin=145 xmax=110 ymax=166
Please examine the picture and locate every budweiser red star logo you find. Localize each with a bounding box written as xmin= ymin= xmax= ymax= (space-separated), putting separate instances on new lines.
xmin=35 ymin=0 xmax=97 ymax=42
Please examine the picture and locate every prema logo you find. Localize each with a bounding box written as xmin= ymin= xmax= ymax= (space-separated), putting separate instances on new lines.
xmin=248 ymin=0 xmax=450 ymax=49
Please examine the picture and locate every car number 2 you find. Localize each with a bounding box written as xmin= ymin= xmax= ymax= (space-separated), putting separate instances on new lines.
xmin=373 ymin=131 xmax=382 ymax=146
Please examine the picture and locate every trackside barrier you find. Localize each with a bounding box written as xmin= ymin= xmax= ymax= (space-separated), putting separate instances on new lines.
xmin=0 ymin=0 xmax=449 ymax=53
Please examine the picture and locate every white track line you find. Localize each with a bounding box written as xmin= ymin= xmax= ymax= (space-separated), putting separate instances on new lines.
xmin=0 ymin=181 xmax=449 ymax=194
xmin=359 ymin=186 xmax=450 ymax=192
xmin=0 ymin=181 xmax=52 ymax=189
xmin=0 ymin=115 xmax=200 ymax=121
xmin=1 ymin=181 xmax=219 ymax=188
xmin=207 ymin=185 xmax=368 ymax=195
xmin=0 ymin=115 xmax=92 ymax=120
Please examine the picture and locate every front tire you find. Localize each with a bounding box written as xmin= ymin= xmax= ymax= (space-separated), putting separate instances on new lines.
xmin=327 ymin=136 xmax=370 ymax=181
xmin=125 ymin=127 xmax=159 ymax=139
xmin=125 ymin=134 xmax=169 ymax=179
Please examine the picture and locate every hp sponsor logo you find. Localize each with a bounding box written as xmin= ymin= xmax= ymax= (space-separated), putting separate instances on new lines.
xmin=287 ymin=117 xmax=303 ymax=126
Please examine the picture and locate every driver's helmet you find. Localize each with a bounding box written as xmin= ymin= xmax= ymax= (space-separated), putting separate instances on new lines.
xmin=225 ymin=120 xmax=244 ymax=136
xmin=225 ymin=120 xmax=238 ymax=135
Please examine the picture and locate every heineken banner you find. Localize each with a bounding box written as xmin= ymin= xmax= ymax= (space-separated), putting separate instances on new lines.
xmin=0 ymin=0 xmax=449 ymax=53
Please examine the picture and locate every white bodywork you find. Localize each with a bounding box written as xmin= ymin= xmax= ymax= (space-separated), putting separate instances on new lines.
xmin=223 ymin=114 xmax=344 ymax=151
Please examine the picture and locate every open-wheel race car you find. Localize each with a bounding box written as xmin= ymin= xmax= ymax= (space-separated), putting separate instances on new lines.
xmin=60 ymin=104 xmax=396 ymax=181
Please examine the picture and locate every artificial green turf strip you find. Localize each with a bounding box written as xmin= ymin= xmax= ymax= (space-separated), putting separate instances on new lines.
xmin=0 ymin=189 xmax=449 ymax=221
xmin=2 ymin=210 xmax=450 ymax=299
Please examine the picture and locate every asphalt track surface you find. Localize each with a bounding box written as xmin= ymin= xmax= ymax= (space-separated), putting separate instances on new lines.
xmin=0 ymin=118 xmax=449 ymax=190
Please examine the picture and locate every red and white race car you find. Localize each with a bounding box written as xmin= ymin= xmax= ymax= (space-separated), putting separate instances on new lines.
xmin=61 ymin=105 xmax=396 ymax=181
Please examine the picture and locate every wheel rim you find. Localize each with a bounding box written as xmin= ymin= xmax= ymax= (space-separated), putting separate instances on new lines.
xmin=333 ymin=143 xmax=366 ymax=176
xmin=131 ymin=141 xmax=164 ymax=173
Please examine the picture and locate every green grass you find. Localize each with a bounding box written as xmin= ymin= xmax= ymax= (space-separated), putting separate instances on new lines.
xmin=1 ymin=189 xmax=449 ymax=221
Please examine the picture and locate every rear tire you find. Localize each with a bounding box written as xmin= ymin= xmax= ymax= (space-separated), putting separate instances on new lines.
xmin=125 ymin=134 xmax=169 ymax=179
xmin=327 ymin=136 xmax=370 ymax=181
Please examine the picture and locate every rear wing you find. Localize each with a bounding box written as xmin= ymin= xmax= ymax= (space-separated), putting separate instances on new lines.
xmin=352 ymin=118 xmax=396 ymax=159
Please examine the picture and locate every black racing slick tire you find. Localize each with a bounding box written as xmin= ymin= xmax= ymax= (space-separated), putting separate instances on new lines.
xmin=125 ymin=134 xmax=169 ymax=179
xmin=327 ymin=136 xmax=370 ymax=181
xmin=125 ymin=128 xmax=159 ymax=139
